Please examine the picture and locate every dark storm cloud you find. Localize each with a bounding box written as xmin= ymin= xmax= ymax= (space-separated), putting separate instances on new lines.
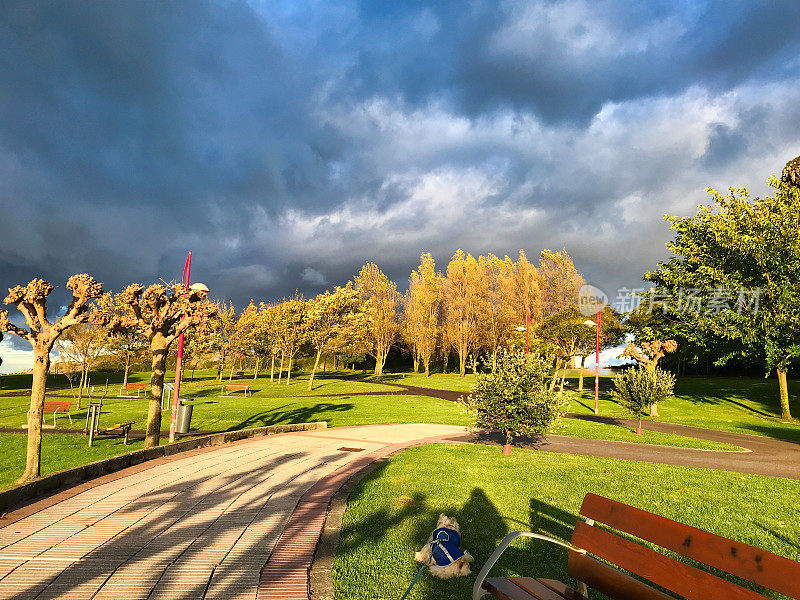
xmin=0 ymin=0 xmax=799 ymax=348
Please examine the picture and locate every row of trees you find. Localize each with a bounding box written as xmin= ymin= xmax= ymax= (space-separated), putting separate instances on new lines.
xmin=179 ymin=249 xmax=604 ymax=390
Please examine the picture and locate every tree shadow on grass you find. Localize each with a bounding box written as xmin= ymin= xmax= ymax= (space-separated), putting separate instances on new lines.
xmin=334 ymin=484 xmax=579 ymax=600
xmin=229 ymin=402 xmax=355 ymax=430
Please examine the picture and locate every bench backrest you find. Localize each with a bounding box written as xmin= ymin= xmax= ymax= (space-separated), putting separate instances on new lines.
xmin=123 ymin=384 xmax=146 ymax=389
xmin=569 ymin=493 xmax=800 ymax=600
xmin=42 ymin=402 xmax=70 ymax=413
xmin=226 ymin=383 xmax=249 ymax=388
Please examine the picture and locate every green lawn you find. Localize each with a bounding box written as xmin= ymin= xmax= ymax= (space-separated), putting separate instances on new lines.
xmin=0 ymin=433 xmax=146 ymax=490
xmin=366 ymin=372 xmax=478 ymax=392
xmin=334 ymin=444 xmax=799 ymax=600
xmin=365 ymin=371 xmax=800 ymax=443
xmin=567 ymin=375 xmax=800 ymax=443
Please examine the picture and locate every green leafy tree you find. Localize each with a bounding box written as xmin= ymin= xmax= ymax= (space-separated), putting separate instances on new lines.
xmin=460 ymin=349 xmax=565 ymax=446
xmin=305 ymin=286 xmax=365 ymax=390
xmin=612 ymin=366 xmax=676 ymax=433
xmin=539 ymin=305 xmax=624 ymax=392
xmin=647 ymin=169 xmax=800 ymax=419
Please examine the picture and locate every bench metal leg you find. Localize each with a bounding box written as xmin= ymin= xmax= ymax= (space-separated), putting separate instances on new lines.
xmin=472 ymin=531 xmax=586 ymax=600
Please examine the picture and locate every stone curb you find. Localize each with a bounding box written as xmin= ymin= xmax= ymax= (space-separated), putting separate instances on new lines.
xmin=0 ymin=421 xmax=327 ymax=513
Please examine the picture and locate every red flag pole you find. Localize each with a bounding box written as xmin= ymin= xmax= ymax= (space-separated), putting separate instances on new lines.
xmin=169 ymin=251 xmax=192 ymax=442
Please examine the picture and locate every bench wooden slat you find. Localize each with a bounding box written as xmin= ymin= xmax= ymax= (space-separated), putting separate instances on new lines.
xmin=536 ymin=579 xmax=585 ymax=600
xmin=567 ymin=552 xmax=673 ymax=600
xmin=571 ymin=522 xmax=768 ymax=600
xmin=484 ymin=578 xmax=539 ymax=600
xmin=579 ymin=493 xmax=800 ymax=598
xmin=509 ymin=577 xmax=574 ymax=599
xmin=42 ymin=402 xmax=70 ymax=413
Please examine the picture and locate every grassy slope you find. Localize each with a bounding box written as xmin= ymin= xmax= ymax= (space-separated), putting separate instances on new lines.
xmin=334 ymin=444 xmax=799 ymax=600
xmin=0 ymin=434 xmax=146 ymax=490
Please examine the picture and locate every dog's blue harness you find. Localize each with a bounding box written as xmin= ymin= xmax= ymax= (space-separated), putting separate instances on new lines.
xmin=429 ymin=527 xmax=464 ymax=566
xmin=400 ymin=526 xmax=465 ymax=599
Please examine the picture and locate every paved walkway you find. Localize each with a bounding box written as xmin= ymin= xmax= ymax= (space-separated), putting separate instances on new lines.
xmin=0 ymin=424 xmax=465 ymax=600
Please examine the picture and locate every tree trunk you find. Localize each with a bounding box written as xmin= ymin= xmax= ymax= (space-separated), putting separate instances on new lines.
xmin=424 ymin=356 xmax=430 ymax=377
xmin=323 ymin=355 xmax=326 ymax=372
xmin=228 ymin=360 xmax=236 ymax=382
xmin=578 ymin=356 xmax=585 ymax=391
xmin=253 ymin=356 xmax=260 ymax=380
xmin=123 ymin=356 xmax=130 ymax=388
xmin=18 ymin=348 xmax=50 ymax=484
xmin=286 ymin=353 xmax=294 ymax=384
xmin=492 ymin=348 xmax=498 ymax=373
xmin=333 ymin=353 xmax=338 ymax=370
xmin=216 ymin=359 xmax=223 ymax=382
xmin=777 ymin=367 xmax=791 ymax=420
xmin=278 ymin=350 xmax=284 ymax=384
xmin=270 ymin=351 xmax=275 ymax=382
xmin=144 ymin=343 xmax=168 ymax=449
xmin=77 ymin=367 xmax=86 ymax=410
xmin=308 ymin=349 xmax=322 ymax=391
xmin=443 ymin=352 xmax=448 ymax=374
xmin=649 ymin=402 xmax=660 ymax=417
xmin=459 ymin=349 xmax=466 ymax=377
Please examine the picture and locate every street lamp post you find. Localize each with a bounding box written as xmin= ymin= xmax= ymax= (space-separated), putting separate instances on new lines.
xmin=583 ymin=310 xmax=602 ymax=415
xmin=169 ymin=251 xmax=192 ymax=443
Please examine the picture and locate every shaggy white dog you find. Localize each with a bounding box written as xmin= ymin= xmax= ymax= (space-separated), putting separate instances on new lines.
xmin=414 ymin=513 xmax=474 ymax=578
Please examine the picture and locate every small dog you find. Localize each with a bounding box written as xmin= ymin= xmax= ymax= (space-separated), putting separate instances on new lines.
xmin=414 ymin=513 xmax=474 ymax=578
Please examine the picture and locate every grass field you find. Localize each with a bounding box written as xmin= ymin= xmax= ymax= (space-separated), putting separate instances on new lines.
xmin=334 ymin=444 xmax=799 ymax=600
xmin=0 ymin=433 xmax=146 ymax=490
xmin=3 ymin=368 xmax=790 ymax=489
xmin=566 ymin=375 xmax=800 ymax=443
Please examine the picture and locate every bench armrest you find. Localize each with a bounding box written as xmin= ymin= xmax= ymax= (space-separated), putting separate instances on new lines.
xmin=472 ymin=531 xmax=584 ymax=600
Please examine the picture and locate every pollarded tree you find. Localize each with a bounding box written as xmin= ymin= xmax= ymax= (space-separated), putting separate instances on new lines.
xmin=0 ymin=275 xmax=103 ymax=483
xmin=305 ymin=286 xmax=366 ymax=390
xmin=354 ymin=263 xmax=400 ymax=375
xmin=104 ymin=283 xmax=216 ymax=448
xmin=622 ymin=340 xmax=677 ymax=417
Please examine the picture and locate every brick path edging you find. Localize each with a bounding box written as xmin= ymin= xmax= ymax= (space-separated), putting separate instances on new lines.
xmin=257 ymin=434 xmax=462 ymax=600
xmin=0 ymin=421 xmax=327 ymax=515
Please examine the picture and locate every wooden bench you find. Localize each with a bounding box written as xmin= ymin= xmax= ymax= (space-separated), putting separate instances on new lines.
xmin=119 ymin=383 xmax=146 ymax=397
xmin=474 ymin=493 xmax=800 ymax=600
xmin=30 ymin=401 xmax=72 ymax=428
xmin=222 ymin=383 xmax=252 ymax=396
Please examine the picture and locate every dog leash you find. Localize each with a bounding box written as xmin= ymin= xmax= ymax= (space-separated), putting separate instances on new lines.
xmin=399 ymin=531 xmax=450 ymax=599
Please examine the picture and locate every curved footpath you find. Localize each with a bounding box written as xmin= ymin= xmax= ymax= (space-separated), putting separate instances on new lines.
xmin=1 ymin=398 xmax=799 ymax=598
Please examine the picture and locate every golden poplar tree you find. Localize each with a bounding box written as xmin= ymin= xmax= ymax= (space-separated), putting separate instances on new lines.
xmin=354 ymin=263 xmax=399 ymax=375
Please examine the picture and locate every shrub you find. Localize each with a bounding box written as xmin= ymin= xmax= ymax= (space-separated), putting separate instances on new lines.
xmin=460 ymin=349 xmax=565 ymax=444
xmin=612 ymin=366 xmax=676 ymax=429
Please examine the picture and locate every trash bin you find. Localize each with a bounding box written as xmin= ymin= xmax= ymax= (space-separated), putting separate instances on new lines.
xmin=176 ymin=398 xmax=193 ymax=434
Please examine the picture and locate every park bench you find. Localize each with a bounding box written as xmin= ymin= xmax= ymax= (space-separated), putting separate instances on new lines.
xmin=474 ymin=492 xmax=800 ymax=600
xmin=119 ymin=383 xmax=146 ymax=397
xmin=222 ymin=383 xmax=252 ymax=396
xmin=30 ymin=401 xmax=72 ymax=428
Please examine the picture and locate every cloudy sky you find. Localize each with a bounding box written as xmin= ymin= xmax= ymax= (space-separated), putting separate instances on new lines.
xmin=1 ymin=0 xmax=800 ymax=371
